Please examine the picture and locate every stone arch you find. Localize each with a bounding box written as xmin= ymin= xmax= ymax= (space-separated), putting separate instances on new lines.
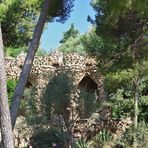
xmin=77 ymin=74 xmax=98 ymax=118
xmin=78 ymin=74 xmax=98 ymax=92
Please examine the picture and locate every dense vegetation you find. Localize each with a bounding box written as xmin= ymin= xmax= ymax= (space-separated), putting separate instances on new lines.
xmin=1 ymin=0 xmax=148 ymax=147
xmin=59 ymin=23 xmax=86 ymax=55
xmin=0 ymin=0 xmax=75 ymax=47
xmin=80 ymin=0 xmax=148 ymax=147
xmin=0 ymin=0 xmax=75 ymax=147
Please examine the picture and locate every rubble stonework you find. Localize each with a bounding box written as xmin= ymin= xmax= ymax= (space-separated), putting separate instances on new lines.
xmin=5 ymin=52 xmax=105 ymax=101
xmin=5 ymin=52 xmax=104 ymax=146
xmin=4 ymin=52 xmax=132 ymax=147
xmin=5 ymin=52 xmax=100 ymax=85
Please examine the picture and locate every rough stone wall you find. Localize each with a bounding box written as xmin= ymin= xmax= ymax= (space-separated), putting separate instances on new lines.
xmin=5 ymin=52 xmax=102 ymax=109
xmin=5 ymin=52 xmax=99 ymax=85
xmin=73 ymin=115 xmax=132 ymax=141
xmin=5 ymin=52 xmax=102 ymax=146
xmin=4 ymin=52 xmax=127 ymax=147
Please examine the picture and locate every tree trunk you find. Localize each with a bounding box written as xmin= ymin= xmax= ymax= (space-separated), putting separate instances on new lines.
xmin=10 ymin=0 xmax=53 ymax=129
xmin=133 ymin=79 xmax=139 ymax=148
xmin=0 ymin=23 xmax=14 ymax=148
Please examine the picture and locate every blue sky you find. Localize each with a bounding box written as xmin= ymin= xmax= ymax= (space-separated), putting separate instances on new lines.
xmin=40 ymin=0 xmax=95 ymax=51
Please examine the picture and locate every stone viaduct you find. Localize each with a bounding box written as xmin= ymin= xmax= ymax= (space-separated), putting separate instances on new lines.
xmin=4 ymin=52 xmax=132 ymax=147
xmin=5 ymin=52 xmax=105 ymax=102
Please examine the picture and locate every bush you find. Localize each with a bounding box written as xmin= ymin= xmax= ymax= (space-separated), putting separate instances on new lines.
xmin=43 ymin=73 xmax=73 ymax=115
xmin=73 ymin=139 xmax=88 ymax=148
xmin=31 ymin=128 xmax=68 ymax=147
xmin=89 ymin=129 xmax=113 ymax=148
xmin=109 ymin=89 xmax=134 ymax=118
xmin=115 ymin=121 xmax=148 ymax=148
xmin=5 ymin=46 xmax=27 ymax=57
xmin=78 ymin=89 xmax=98 ymax=118
xmin=7 ymin=79 xmax=17 ymax=105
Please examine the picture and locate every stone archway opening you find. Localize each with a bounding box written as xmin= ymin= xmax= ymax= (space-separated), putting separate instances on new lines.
xmin=78 ymin=75 xmax=97 ymax=92
xmin=78 ymin=75 xmax=98 ymax=118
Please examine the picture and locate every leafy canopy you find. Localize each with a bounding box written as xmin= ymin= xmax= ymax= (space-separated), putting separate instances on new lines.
xmin=59 ymin=23 xmax=86 ymax=55
xmin=83 ymin=0 xmax=148 ymax=72
xmin=0 ymin=0 xmax=75 ymax=47
xmin=60 ymin=23 xmax=79 ymax=43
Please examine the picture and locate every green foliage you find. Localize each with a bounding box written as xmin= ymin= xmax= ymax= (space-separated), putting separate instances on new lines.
xmin=7 ymin=79 xmax=17 ymax=104
xmin=109 ymin=89 xmax=134 ymax=118
xmin=91 ymin=0 xmax=148 ymax=44
xmin=139 ymin=96 xmax=148 ymax=122
xmin=0 ymin=0 xmax=40 ymax=47
xmin=60 ymin=23 xmax=79 ymax=43
xmin=104 ymin=61 xmax=148 ymax=94
xmin=81 ymin=30 xmax=119 ymax=72
xmin=78 ymin=89 xmax=98 ymax=118
xmin=89 ymin=129 xmax=113 ymax=148
xmin=105 ymin=66 xmax=148 ymax=120
xmin=49 ymin=0 xmax=75 ymax=23
xmin=59 ymin=36 xmax=86 ymax=55
xmin=31 ymin=128 xmax=68 ymax=147
xmin=20 ymin=87 xmax=36 ymax=117
xmin=73 ymin=139 xmax=88 ymax=148
xmin=81 ymin=29 xmax=104 ymax=56
xmin=20 ymin=86 xmax=49 ymax=126
xmin=73 ymin=129 xmax=113 ymax=148
xmin=7 ymin=80 xmax=39 ymax=121
xmin=95 ymin=129 xmax=113 ymax=143
xmin=82 ymin=29 xmax=148 ymax=73
xmin=4 ymin=46 xmax=28 ymax=57
xmin=79 ymin=121 xmax=148 ymax=148
xmin=0 ymin=0 xmax=75 ymax=47
xmin=4 ymin=46 xmax=47 ymax=57
xmin=43 ymin=73 xmax=73 ymax=115
xmin=84 ymin=1 xmax=148 ymax=74
xmin=116 ymin=121 xmax=148 ymax=147
xmin=59 ymin=23 xmax=86 ymax=55
xmin=105 ymin=69 xmax=137 ymax=94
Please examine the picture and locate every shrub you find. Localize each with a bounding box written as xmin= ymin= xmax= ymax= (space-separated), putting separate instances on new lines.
xmin=31 ymin=128 xmax=68 ymax=147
